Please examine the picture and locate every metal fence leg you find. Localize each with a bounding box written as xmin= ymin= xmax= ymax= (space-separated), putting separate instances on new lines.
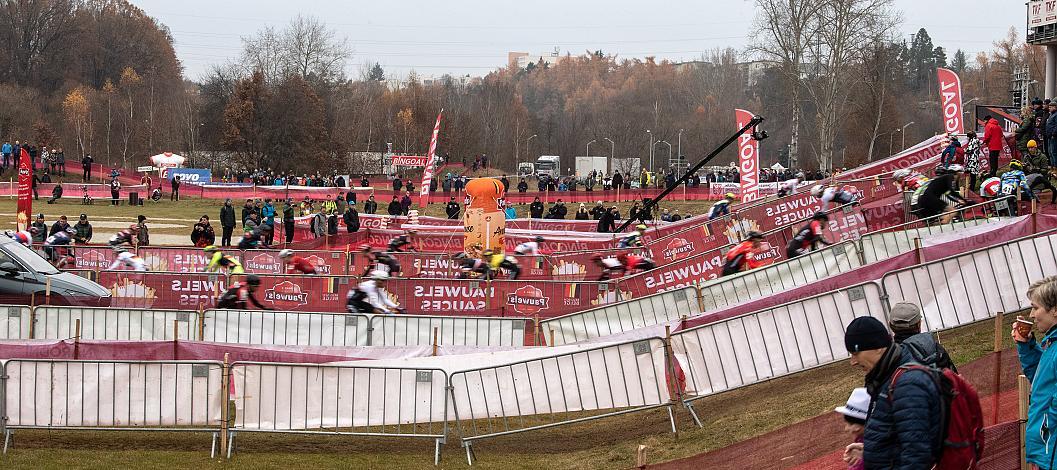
xmin=210 ymin=432 xmax=217 ymax=459
xmin=464 ymin=440 xmax=475 ymax=466
xmin=666 ymin=404 xmax=677 ymax=434
xmin=226 ymin=431 xmax=235 ymax=459
xmin=2 ymin=429 xmax=11 ymax=454
xmin=683 ymin=401 xmax=703 ymax=428
xmin=434 ymin=438 xmax=442 ymax=466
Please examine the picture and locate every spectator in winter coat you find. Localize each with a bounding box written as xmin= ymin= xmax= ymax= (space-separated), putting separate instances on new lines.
xmin=191 ymin=216 xmax=216 ymax=247
xmin=1016 ymin=275 xmax=1057 ymax=469
xmin=445 ymin=197 xmax=460 ymax=219
xmin=504 ymin=204 xmax=516 ymax=219
xmin=241 ymin=199 xmax=255 ymax=228
xmin=364 ymin=196 xmax=378 ymax=214
xmin=612 ymin=171 xmax=624 ymax=189
xmin=1046 ymin=102 xmax=1057 ymax=167
xmin=73 ymin=214 xmax=93 ymax=244
xmin=400 ymin=192 xmax=413 ymax=215
xmin=220 ymin=199 xmax=236 ymax=246
xmin=50 ymin=215 xmax=70 ymax=236
xmin=574 ymin=203 xmax=590 ymax=220
xmin=517 ymin=179 xmax=528 ymax=192
xmin=136 ymin=215 xmax=150 ymax=246
xmin=983 ymin=116 xmax=1005 ymax=177
xmin=387 ymin=196 xmax=402 ymax=216
xmin=596 ymin=207 xmax=616 ymax=233
xmin=843 ymin=316 xmax=941 ymax=469
xmin=529 ymin=197 xmax=544 ymax=218
xmin=392 ymin=176 xmax=403 ymax=192
xmin=343 ymin=205 xmax=360 ymax=232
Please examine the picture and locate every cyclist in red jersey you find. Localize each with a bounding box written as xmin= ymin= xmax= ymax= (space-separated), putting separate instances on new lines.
xmin=785 ymin=212 xmax=833 ymax=259
xmin=722 ymin=231 xmax=765 ymax=276
xmin=278 ymin=249 xmax=316 ymax=274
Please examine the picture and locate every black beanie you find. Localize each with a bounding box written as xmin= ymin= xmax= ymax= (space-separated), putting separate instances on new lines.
xmin=844 ymin=316 xmax=892 ymax=353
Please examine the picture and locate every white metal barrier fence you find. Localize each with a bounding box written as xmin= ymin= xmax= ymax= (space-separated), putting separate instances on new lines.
xmin=540 ymin=286 xmax=697 ymax=346
xmin=1 ymin=359 xmax=225 ymax=455
xmin=699 ymin=242 xmax=864 ymax=313
xmin=229 ymin=362 xmax=450 ymax=464
xmin=0 ymin=305 xmax=31 ymax=340
xmin=202 ymin=309 xmax=370 ymax=347
xmin=881 ymin=231 xmax=1057 ymax=332
xmin=32 ymin=306 xmax=197 ymax=341
xmin=671 ymin=283 xmax=887 ymax=427
xmin=448 ymin=337 xmax=675 ymax=464
xmin=370 ymin=314 xmax=532 ymax=347
xmin=858 ymin=215 xmax=1002 ymax=264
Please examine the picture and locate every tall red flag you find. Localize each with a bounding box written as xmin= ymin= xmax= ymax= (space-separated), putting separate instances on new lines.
xmin=16 ymin=148 xmax=32 ymax=230
xmin=735 ymin=109 xmax=760 ymax=202
xmin=418 ymin=109 xmax=444 ymax=208
xmin=937 ymin=67 xmax=964 ymax=134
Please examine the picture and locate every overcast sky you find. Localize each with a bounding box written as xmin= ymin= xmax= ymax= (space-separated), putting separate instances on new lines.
xmin=131 ymin=0 xmax=1026 ymax=81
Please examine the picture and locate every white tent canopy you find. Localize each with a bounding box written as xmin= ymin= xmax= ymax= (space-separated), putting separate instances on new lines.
xmin=770 ymin=162 xmax=786 ymax=170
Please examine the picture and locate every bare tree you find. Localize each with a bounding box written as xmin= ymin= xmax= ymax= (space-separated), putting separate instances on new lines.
xmin=283 ymin=15 xmax=349 ymax=83
xmin=240 ymin=26 xmax=286 ymax=82
xmin=750 ymin=0 xmax=821 ymax=170
xmin=805 ymin=0 xmax=898 ymax=170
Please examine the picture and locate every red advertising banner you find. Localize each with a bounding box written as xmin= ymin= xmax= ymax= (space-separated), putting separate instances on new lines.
xmin=735 ymin=109 xmax=760 ymax=202
xmin=419 ymin=110 xmax=443 ymax=208
xmin=390 ymin=155 xmax=429 ymax=167
xmin=937 ymin=67 xmax=964 ymax=135
xmin=16 ymin=148 xmax=31 ymax=230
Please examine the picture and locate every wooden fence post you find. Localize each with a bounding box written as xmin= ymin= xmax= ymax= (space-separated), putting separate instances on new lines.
xmin=636 ymin=444 xmax=648 ymax=469
xmin=220 ymin=353 xmax=230 ymax=459
xmin=1020 ymin=374 xmax=1030 ymax=470
xmin=992 ymin=311 xmax=1005 ymax=425
xmin=432 ymin=326 xmax=439 ymax=356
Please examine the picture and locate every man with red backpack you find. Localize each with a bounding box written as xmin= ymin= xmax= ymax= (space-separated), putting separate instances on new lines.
xmin=844 ymin=316 xmax=982 ymax=469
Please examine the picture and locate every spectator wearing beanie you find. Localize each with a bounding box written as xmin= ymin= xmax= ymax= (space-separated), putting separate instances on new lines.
xmin=887 ymin=302 xmax=957 ymax=372
xmin=835 ymin=387 xmax=870 ymax=470
xmin=844 ymin=316 xmax=942 ymax=469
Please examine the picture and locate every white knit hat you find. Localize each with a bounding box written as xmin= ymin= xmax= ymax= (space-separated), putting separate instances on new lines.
xmin=835 ymin=387 xmax=870 ymax=421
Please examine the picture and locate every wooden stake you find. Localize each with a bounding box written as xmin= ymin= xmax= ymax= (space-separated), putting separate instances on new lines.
xmin=197 ymin=305 xmax=205 ymax=341
xmin=74 ymin=318 xmax=81 ymax=341
xmin=432 ymin=326 xmax=439 ymax=357
xmin=221 ymin=353 xmax=231 ymax=459
xmin=994 ymin=311 xmax=1005 ymax=352
xmin=534 ymin=314 xmax=541 ymax=346
xmin=1020 ymin=374 xmax=1030 ymax=470
xmin=913 ymin=237 xmax=923 ymax=264
xmin=993 ymin=311 xmax=1005 ymax=426
xmin=45 ymin=278 xmax=52 ymax=305
xmin=636 ymin=444 xmax=648 ymax=469
xmin=549 ymin=328 xmax=555 ymax=347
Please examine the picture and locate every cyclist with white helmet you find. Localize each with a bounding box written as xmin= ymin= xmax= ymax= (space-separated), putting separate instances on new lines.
xmin=811 ymin=185 xmax=857 ymax=211
xmin=891 ymin=168 xmax=929 ymax=192
xmin=108 ymin=246 xmax=147 ymax=271
xmin=44 ymin=227 xmax=77 ymax=268
xmin=358 ymin=244 xmax=401 ymax=276
xmin=347 ymin=270 xmax=403 ymax=314
xmin=777 ymin=174 xmax=805 ymax=197
xmin=911 ymin=165 xmax=971 ymax=223
xmin=708 ymin=193 xmax=736 ymax=220
xmin=278 ymin=249 xmax=316 ymax=274
xmin=514 ymin=236 xmax=544 ymax=256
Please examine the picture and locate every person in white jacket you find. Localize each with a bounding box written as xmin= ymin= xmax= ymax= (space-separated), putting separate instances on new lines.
xmin=108 ymin=247 xmax=147 ymax=271
xmin=346 ymin=270 xmax=402 ymax=314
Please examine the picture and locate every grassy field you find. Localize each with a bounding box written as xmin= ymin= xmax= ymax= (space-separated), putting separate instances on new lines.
xmin=0 ymin=314 xmax=1020 ymax=470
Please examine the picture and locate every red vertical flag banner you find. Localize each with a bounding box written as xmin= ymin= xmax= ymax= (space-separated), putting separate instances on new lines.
xmin=16 ymin=148 xmax=32 ymax=230
xmin=735 ymin=109 xmax=760 ymax=202
xmin=937 ymin=67 xmax=964 ymax=134
xmin=418 ymin=109 xmax=444 ymax=208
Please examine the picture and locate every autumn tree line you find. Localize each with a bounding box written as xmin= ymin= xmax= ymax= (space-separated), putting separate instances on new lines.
xmin=0 ymin=0 xmax=1045 ymax=177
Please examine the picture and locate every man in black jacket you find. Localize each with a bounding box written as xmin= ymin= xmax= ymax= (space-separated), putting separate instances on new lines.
xmin=517 ymin=179 xmax=528 ymax=192
xmin=387 ymin=196 xmax=402 ymax=216
xmin=343 ymin=205 xmax=360 ymax=232
xmin=590 ymin=201 xmax=606 ymax=220
xmin=364 ymin=196 xmax=378 ymax=214
xmin=241 ymin=199 xmax=255 ymax=228
xmin=282 ymin=199 xmax=296 ymax=244
xmin=843 ymin=316 xmax=942 ymax=469
xmin=220 ymin=198 xmax=236 ymax=246
xmin=529 ymin=197 xmax=544 ymax=218
xmin=445 ymin=197 xmax=460 ymax=219
xmin=612 ymin=171 xmax=624 ymax=189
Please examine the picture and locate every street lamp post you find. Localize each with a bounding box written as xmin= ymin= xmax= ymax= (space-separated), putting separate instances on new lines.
xmin=646 ymin=130 xmax=654 ymax=173
xmin=889 ymin=131 xmax=898 ymax=156
xmin=603 ymin=137 xmax=615 ymax=174
xmin=655 ymin=140 xmax=672 ymax=174
xmin=900 ymin=121 xmax=915 ymax=149
xmin=586 ymin=139 xmax=596 ymax=157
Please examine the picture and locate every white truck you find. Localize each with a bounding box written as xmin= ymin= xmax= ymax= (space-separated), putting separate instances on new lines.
xmin=535 ymin=155 xmax=561 ymax=178
xmin=574 ymin=156 xmax=608 ymax=177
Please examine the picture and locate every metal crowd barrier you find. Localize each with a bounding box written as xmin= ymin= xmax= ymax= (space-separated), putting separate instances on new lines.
xmin=881 ymin=230 xmax=1057 ymax=332
xmin=698 ymin=241 xmax=864 ymax=312
xmin=202 ymin=309 xmax=370 ymax=347
xmin=670 ymin=282 xmax=887 ymax=427
xmin=0 ymin=304 xmax=32 ymax=340
xmin=369 ymin=314 xmax=532 ymax=347
xmin=448 ymin=337 xmax=675 ymax=465
xmin=33 ymin=306 xmax=197 ymax=341
xmin=1 ymin=359 xmax=225 ymax=456
xmin=229 ymin=362 xmax=450 ymax=464
xmin=540 ymin=286 xmax=699 ymax=346
xmin=856 ymin=200 xmax=1005 ymax=264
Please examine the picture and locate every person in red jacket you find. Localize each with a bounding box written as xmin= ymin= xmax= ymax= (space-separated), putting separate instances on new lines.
xmin=722 ymin=231 xmax=765 ymax=276
xmin=983 ymin=116 xmax=1005 ymax=177
xmin=279 ymin=249 xmax=317 ymax=274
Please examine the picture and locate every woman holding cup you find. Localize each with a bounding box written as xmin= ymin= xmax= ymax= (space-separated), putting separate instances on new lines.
xmin=1014 ymin=275 xmax=1057 ymax=470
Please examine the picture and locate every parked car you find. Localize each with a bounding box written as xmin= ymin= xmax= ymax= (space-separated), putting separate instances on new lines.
xmin=0 ymin=236 xmax=111 ymax=306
